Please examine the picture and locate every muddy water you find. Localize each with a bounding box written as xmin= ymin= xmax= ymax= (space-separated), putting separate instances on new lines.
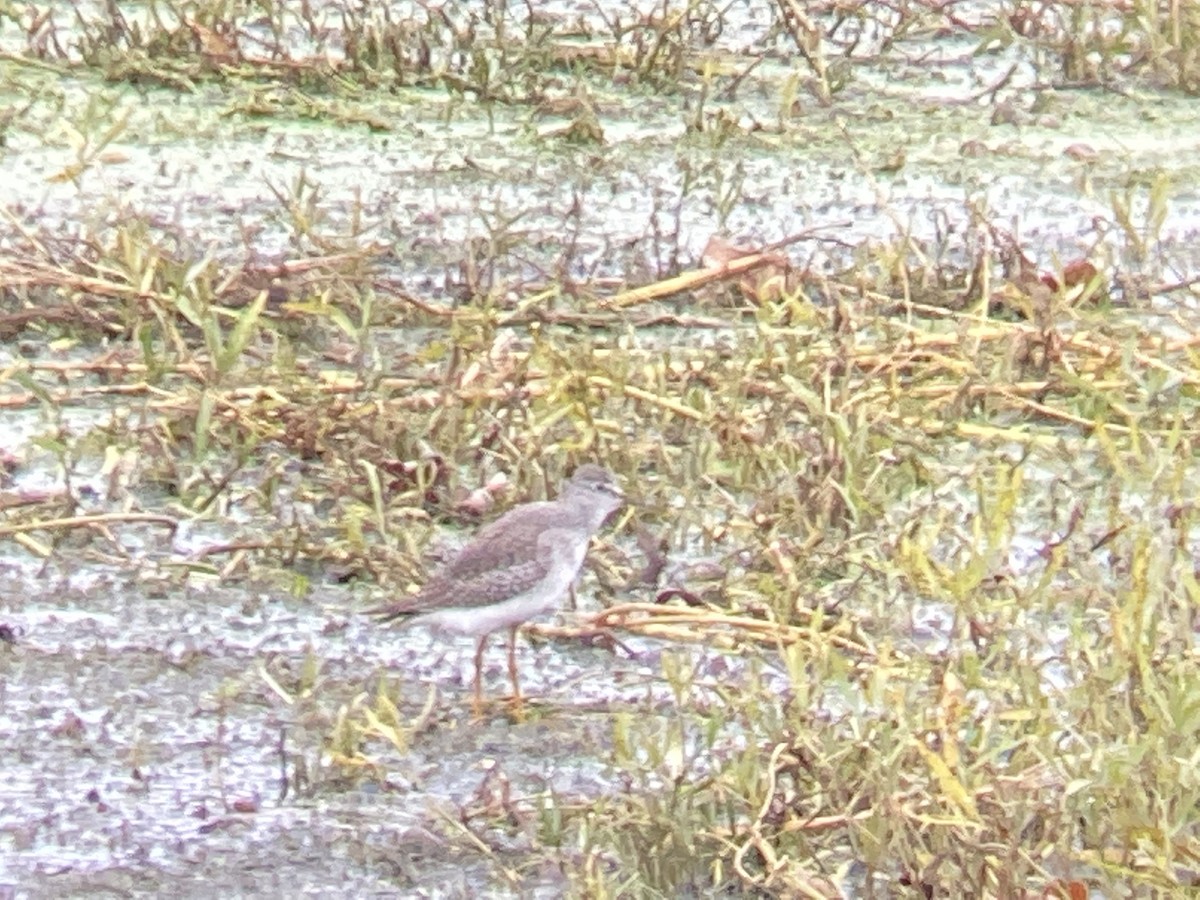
xmin=1 ymin=564 xmax=768 ymax=896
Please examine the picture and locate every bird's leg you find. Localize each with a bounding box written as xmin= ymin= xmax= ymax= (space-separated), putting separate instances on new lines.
xmin=472 ymin=634 xmax=488 ymax=720
xmin=507 ymin=625 xmax=525 ymax=722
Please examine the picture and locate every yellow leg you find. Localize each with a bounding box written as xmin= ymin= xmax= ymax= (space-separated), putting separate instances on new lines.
xmin=472 ymin=634 xmax=488 ymax=720
xmin=507 ymin=626 xmax=525 ymax=722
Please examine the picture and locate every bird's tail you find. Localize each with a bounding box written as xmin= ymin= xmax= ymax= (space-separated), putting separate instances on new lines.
xmin=364 ymin=602 xmax=419 ymax=626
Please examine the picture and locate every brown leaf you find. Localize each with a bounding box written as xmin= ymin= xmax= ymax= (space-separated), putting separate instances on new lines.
xmin=1042 ymin=880 xmax=1088 ymax=900
xmin=1062 ymin=259 xmax=1098 ymax=288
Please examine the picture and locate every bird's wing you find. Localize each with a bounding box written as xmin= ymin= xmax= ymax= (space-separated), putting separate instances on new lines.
xmin=435 ymin=502 xmax=559 ymax=581
xmin=371 ymin=502 xmax=564 ymax=620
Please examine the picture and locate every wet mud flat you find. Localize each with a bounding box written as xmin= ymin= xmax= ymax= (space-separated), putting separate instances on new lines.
xmin=1 ymin=569 xmax=771 ymax=896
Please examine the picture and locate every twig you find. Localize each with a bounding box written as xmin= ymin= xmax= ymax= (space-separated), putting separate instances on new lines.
xmin=0 ymin=512 xmax=180 ymax=537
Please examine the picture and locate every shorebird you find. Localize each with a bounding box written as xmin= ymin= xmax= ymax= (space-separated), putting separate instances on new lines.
xmin=372 ymin=464 xmax=624 ymax=717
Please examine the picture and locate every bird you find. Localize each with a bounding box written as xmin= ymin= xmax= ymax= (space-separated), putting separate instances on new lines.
xmin=371 ymin=464 xmax=624 ymax=718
